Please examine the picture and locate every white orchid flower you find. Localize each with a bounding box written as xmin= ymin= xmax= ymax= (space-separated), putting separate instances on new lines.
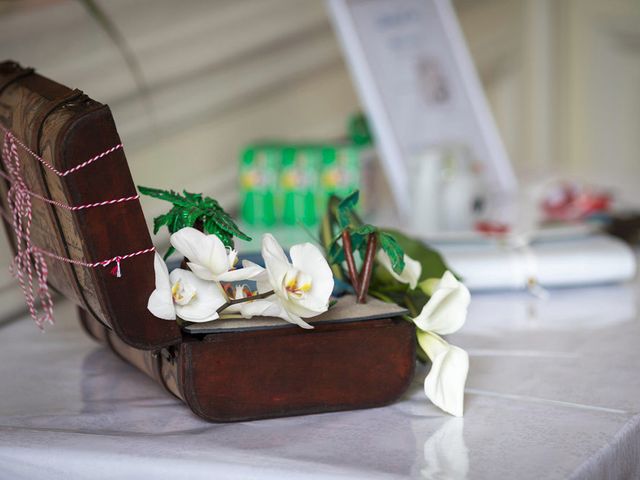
xmin=147 ymin=252 xmax=227 ymax=323
xmin=376 ymin=250 xmax=422 ymax=290
xmin=147 ymin=253 xmax=176 ymax=320
xmin=217 ymin=261 xmax=304 ymax=321
xmin=413 ymin=271 xmax=470 ymax=335
xmin=170 ymin=227 xmax=263 ymax=282
xmin=220 ymin=284 xmax=256 ymax=315
xmin=238 ymin=297 xmax=298 ymax=322
xmin=253 ymin=234 xmax=334 ymax=329
xmin=418 ymin=330 xmax=469 ymax=417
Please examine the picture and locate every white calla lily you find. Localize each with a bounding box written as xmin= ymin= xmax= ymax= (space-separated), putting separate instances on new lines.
xmin=413 ymin=271 xmax=470 ymax=335
xmin=147 ymin=252 xmax=227 ymax=323
xmin=376 ymin=250 xmax=422 ymax=290
xmin=257 ymin=234 xmax=334 ymax=329
xmin=418 ymin=330 xmax=469 ymax=417
xmin=170 ymin=227 xmax=263 ymax=282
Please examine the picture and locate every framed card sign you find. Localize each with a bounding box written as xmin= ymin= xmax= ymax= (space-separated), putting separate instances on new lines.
xmin=327 ymin=0 xmax=517 ymax=217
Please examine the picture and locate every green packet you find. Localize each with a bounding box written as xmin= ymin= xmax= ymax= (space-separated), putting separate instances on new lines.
xmin=239 ymin=142 xmax=365 ymax=228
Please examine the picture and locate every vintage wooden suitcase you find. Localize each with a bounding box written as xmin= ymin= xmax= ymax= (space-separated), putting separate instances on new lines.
xmin=0 ymin=60 xmax=415 ymax=421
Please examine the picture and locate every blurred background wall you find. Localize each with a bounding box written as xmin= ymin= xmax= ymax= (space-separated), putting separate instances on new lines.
xmin=1 ymin=0 xmax=639 ymax=316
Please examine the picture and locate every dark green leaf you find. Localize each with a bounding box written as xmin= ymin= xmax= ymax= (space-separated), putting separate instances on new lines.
xmin=353 ymin=223 xmax=377 ymax=236
xmin=138 ymin=186 xmax=192 ymax=208
xmin=141 ymin=185 xmax=250 ymax=245
xmin=328 ymin=237 xmax=344 ymax=264
xmin=211 ymin=209 xmax=251 ymax=241
xmin=384 ymin=229 xmax=451 ymax=280
xmin=182 ymin=190 xmax=203 ymax=203
xmin=378 ymin=232 xmax=405 ymax=274
xmin=338 ymin=190 xmax=359 ymax=212
xmin=152 ymin=211 xmax=174 ymax=235
xmin=348 ymin=230 xmax=366 ymax=256
xmin=337 ymin=190 xmax=360 ymax=228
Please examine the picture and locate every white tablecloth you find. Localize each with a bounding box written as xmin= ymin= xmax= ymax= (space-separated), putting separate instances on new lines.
xmin=1 ymin=281 xmax=640 ymax=479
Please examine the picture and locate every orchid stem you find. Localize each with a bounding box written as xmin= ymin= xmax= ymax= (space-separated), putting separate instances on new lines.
xmin=341 ymin=230 xmax=360 ymax=293
xmin=217 ymin=289 xmax=275 ymax=314
xmin=357 ymin=233 xmax=377 ymax=303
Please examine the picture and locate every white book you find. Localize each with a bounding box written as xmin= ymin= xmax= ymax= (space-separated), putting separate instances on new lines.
xmin=432 ymin=234 xmax=637 ymax=291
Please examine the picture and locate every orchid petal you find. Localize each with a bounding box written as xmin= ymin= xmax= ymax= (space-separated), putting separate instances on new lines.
xmin=186 ymin=262 xmax=217 ymax=281
xmin=290 ymin=242 xmax=334 ymax=306
xmin=261 ymin=233 xmax=291 ymax=294
xmin=224 ymin=285 xmax=252 ymax=313
xmin=216 ymin=262 xmax=266 ymax=282
xmin=170 ymin=228 xmax=229 ymax=279
xmin=278 ymin=295 xmax=329 ymax=318
xmin=418 ymin=331 xmax=469 ymax=417
xmin=240 ymin=298 xmax=314 ymax=329
xmin=259 ymin=234 xmax=333 ymax=325
xmin=169 ymin=269 xmax=226 ymax=323
xmin=147 ymin=252 xmax=176 ymax=320
xmin=239 ymin=260 xmax=272 ymax=293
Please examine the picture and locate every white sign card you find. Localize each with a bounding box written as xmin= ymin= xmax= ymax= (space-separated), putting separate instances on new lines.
xmin=326 ymin=0 xmax=517 ymax=217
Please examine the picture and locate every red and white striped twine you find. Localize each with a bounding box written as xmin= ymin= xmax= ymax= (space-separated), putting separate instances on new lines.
xmin=0 ymin=124 xmax=124 ymax=177
xmin=0 ymin=126 xmax=154 ymax=329
xmin=0 ymin=169 xmax=140 ymax=211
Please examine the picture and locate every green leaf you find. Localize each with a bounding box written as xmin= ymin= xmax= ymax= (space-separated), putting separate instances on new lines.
xmin=378 ymin=232 xmax=405 ymax=274
xmin=141 ymin=185 xmax=251 ymax=247
xmin=328 ymin=238 xmax=344 ymax=264
xmin=353 ymin=223 xmax=377 ymax=236
xmin=204 ymin=218 xmax=234 ymax=248
xmin=152 ymin=210 xmax=174 ymax=235
xmin=171 ymin=205 xmax=192 ymax=233
xmin=349 ymin=231 xmax=367 ymax=257
xmin=185 ymin=207 xmax=203 ymax=228
xmin=211 ymin=208 xmax=251 ymax=241
xmin=203 ymin=216 xmax=217 ymax=236
xmin=384 ymin=229 xmax=451 ymax=281
xmin=138 ymin=186 xmax=192 ymax=208
xmin=337 ymin=190 xmax=360 ymax=228
xmin=339 ymin=190 xmax=359 ymax=211
xmin=348 ymin=112 xmax=373 ymax=146
xmin=182 ymin=190 xmax=203 ymax=203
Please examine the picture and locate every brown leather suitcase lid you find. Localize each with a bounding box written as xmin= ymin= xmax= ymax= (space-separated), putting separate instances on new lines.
xmin=0 ymin=61 xmax=180 ymax=349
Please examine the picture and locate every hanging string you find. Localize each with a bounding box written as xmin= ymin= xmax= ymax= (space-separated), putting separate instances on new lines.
xmin=0 ymin=126 xmax=154 ymax=329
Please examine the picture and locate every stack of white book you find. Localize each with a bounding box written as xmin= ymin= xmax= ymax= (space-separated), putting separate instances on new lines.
xmin=429 ymin=230 xmax=637 ymax=291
